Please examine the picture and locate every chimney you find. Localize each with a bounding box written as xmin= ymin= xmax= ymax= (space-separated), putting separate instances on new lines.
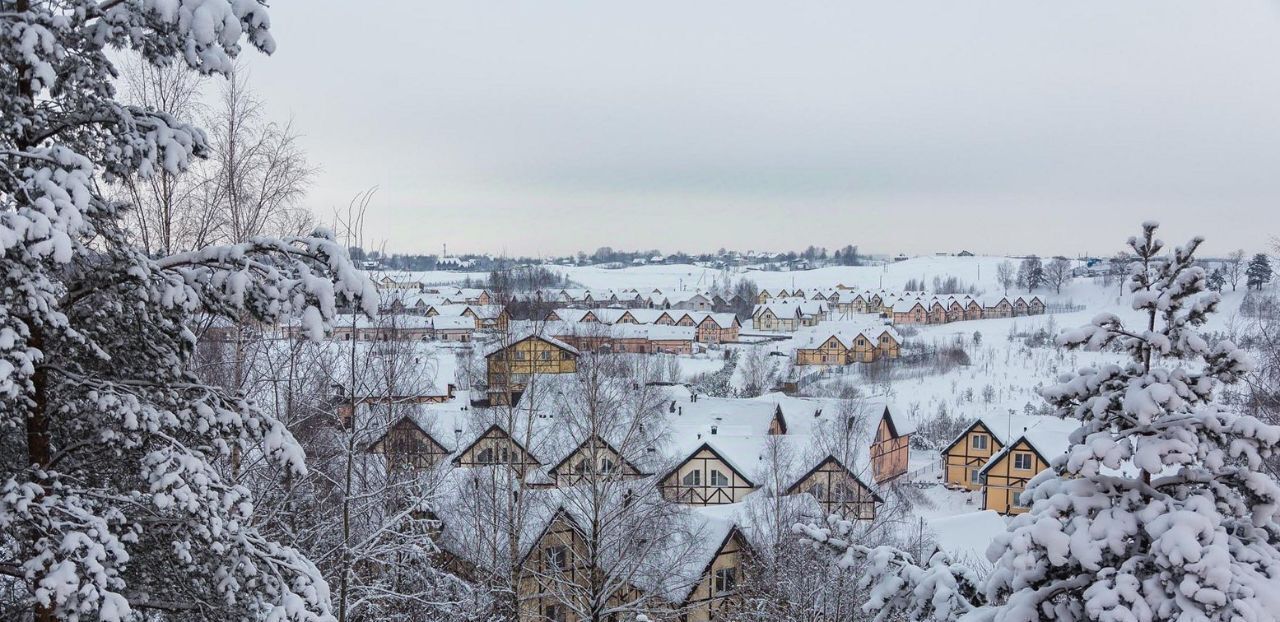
xmin=711 ymin=426 xmax=718 ymax=435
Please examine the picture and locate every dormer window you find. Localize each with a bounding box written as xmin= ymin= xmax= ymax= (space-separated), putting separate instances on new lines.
xmin=682 ymin=470 xmax=701 ymax=486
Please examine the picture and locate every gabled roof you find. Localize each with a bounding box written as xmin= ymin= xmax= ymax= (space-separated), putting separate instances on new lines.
xmin=659 ymin=441 xmax=758 ymax=489
xmin=546 ymin=435 xmax=649 ymax=477
xmin=484 ymin=333 xmax=581 ymax=358
xmin=450 ymin=423 xmax=543 ymax=468
xmin=784 ymin=455 xmax=883 ymax=503
xmin=939 ymin=418 xmax=1002 ymax=457
xmin=365 ymin=414 xmax=450 ymax=455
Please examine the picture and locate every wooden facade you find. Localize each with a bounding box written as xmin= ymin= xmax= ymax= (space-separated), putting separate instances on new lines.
xmin=940 ymin=420 xmax=1003 ymax=490
xmin=794 ymin=330 xmax=901 ymax=366
xmin=679 ymin=528 xmax=748 ymax=622
xmin=367 ymin=416 xmax=450 ymax=471
xmin=786 ymin=456 xmax=881 ymax=520
xmin=451 ymin=424 xmax=542 ymax=477
xmin=869 ymin=408 xmax=911 ymax=484
xmin=515 ymin=511 xmax=649 ymax=622
xmin=547 ymin=436 xmax=646 ymax=487
xmin=980 ymin=437 xmax=1048 ymax=515
xmin=659 ymin=444 xmax=756 ymax=506
xmin=486 ymin=335 xmax=579 ymax=405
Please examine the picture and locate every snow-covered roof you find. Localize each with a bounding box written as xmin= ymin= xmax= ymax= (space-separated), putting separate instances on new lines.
xmin=483 ymin=332 xmax=581 ymax=358
xmin=429 ymin=315 xmax=476 ymax=330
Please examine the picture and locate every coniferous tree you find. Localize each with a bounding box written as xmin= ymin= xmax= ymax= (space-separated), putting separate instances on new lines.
xmin=1207 ymin=266 xmax=1226 ymax=292
xmin=1 ymin=2 xmax=376 ymax=620
xmin=1248 ymin=253 xmax=1273 ymax=290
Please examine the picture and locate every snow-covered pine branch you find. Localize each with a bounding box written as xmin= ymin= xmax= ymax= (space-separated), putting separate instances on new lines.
xmin=2 ymin=1 xmax=375 ymax=620
xmin=793 ymin=516 xmax=983 ymax=622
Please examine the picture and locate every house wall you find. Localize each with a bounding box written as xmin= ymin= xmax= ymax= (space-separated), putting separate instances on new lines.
xmin=486 ymin=339 xmax=578 ymax=389
xmin=792 ymin=462 xmax=879 ymax=519
xmin=942 ymin=425 xmax=1002 ymax=490
xmin=659 ymin=449 xmax=754 ymax=506
xmin=981 ymin=440 xmax=1047 ymax=515
xmin=455 ymin=428 xmax=540 ymax=477
xmin=870 ymin=416 xmax=910 ymax=483
xmin=552 ymin=443 xmax=642 ymax=488
xmin=680 ymin=532 xmax=746 ymax=622
xmin=369 ymin=419 xmax=449 ymax=470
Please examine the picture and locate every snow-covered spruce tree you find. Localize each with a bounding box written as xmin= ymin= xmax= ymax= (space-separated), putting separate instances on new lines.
xmin=1 ymin=2 xmax=376 ymax=621
xmin=797 ymin=222 xmax=1280 ymax=621
xmin=985 ymin=222 xmax=1278 ymax=621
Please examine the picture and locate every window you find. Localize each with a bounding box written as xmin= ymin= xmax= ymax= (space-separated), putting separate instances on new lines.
xmin=574 ymin=458 xmax=590 ymax=474
xmin=682 ymin=470 xmax=701 ymax=486
xmin=540 ymin=350 xmax=551 ymax=361
xmin=1013 ymin=452 xmax=1034 ymax=470
xmin=714 ymin=567 xmax=737 ymax=594
xmin=971 ymin=434 xmax=988 ymax=450
xmin=833 ymin=483 xmax=859 ymax=503
xmin=514 ymin=350 xmax=525 ymax=361
xmin=561 ymin=351 xmax=572 ymax=360
xmin=1010 ymin=487 xmax=1028 ymax=510
xmin=805 ymin=483 xmax=826 ymax=499
xmin=710 ymin=469 xmax=729 ymax=487
xmin=600 ymin=458 xmax=617 ymax=474
xmin=476 ymin=447 xmax=493 ymax=464
xmin=969 ymin=468 xmax=981 ymax=485
xmin=545 ymin=545 xmax=569 ymax=571
xmin=544 ymin=604 xmax=565 ymax=622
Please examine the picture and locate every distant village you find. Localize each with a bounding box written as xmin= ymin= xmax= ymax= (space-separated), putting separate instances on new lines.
xmin=204 ymin=255 xmax=1076 ymax=621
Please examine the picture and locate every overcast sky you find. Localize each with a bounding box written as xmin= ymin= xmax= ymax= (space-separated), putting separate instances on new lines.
xmin=241 ymin=1 xmax=1280 ymax=257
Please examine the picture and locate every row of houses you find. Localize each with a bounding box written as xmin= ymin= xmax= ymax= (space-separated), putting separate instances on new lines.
xmin=545 ymin=308 xmax=741 ymax=344
xmin=791 ymin=324 xmax=904 ymax=365
xmin=889 ymin=294 xmax=1046 ymax=325
xmin=551 ymin=322 xmax=699 ymax=355
xmin=751 ymin=291 xmax=1048 ymax=332
xmin=517 ymin=288 xmax=745 ymax=313
xmin=374 ymin=276 xmax=493 ymax=304
xmin=281 ymin=304 xmax=510 ymax=343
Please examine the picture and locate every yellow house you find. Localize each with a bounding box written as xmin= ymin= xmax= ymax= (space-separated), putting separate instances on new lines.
xmin=513 ymin=506 xmax=749 ymax=622
xmin=794 ymin=334 xmax=850 ymax=366
xmin=659 ymin=443 xmax=756 ymax=506
xmin=786 ymin=456 xmax=882 ymax=520
xmin=516 ymin=509 xmax=649 ymax=622
xmin=940 ymin=420 xmax=1004 ymax=490
xmin=485 ymin=334 xmax=580 ymax=405
xmin=979 ymin=431 xmax=1065 ymax=515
